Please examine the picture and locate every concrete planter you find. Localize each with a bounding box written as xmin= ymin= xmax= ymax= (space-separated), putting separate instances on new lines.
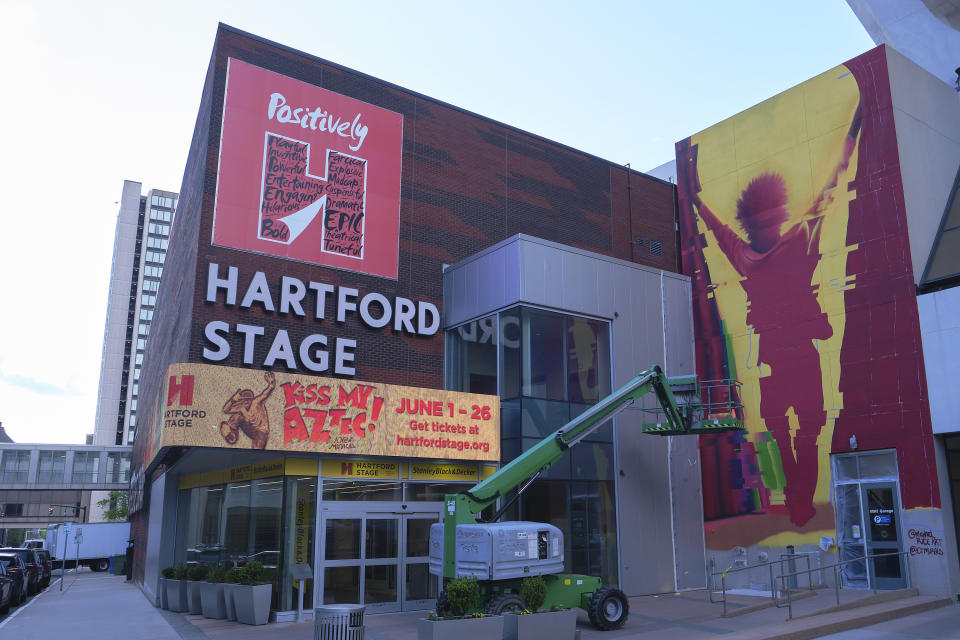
xmin=166 ymin=579 xmax=189 ymax=612
xmin=417 ymin=615 xmax=504 ymax=640
xmin=200 ymin=583 xmax=226 ymax=619
xmin=503 ymin=609 xmax=577 ymax=640
xmin=223 ymin=584 xmax=238 ymax=621
xmin=158 ymin=577 xmax=169 ymax=609
xmin=232 ymin=583 xmax=272 ymax=625
xmin=188 ymin=581 xmax=204 ymax=614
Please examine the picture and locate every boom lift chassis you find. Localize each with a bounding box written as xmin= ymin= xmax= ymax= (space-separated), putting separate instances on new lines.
xmin=433 ymin=365 xmax=743 ymax=629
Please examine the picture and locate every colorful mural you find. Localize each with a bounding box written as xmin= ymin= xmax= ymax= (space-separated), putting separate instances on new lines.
xmin=676 ymin=47 xmax=940 ymax=549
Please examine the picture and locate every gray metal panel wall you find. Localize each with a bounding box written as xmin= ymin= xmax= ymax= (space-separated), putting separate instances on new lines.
xmin=144 ymin=472 xmax=165 ymax=604
xmin=662 ymin=275 xmax=706 ymax=589
xmin=443 ymin=235 xmax=702 ymax=595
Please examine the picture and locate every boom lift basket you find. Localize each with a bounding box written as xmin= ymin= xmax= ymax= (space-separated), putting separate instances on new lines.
xmin=642 ymin=377 xmax=743 ymax=435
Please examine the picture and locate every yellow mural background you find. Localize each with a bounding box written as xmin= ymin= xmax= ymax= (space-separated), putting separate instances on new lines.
xmin=690 ymin=64 xmax=861 ymax=539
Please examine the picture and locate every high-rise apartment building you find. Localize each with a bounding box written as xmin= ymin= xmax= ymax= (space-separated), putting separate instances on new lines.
xmin=93 ymin=181 xmax=177 ymax=448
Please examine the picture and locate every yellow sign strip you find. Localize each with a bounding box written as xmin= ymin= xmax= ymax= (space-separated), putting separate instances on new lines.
xmin=409 ymin=462 xmax=479 ymax=482
xmin=321 ymin=460 xmax=400 ymax=479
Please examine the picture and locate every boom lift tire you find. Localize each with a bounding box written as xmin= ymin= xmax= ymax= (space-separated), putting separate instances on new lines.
xmin=587 ymin=586 xmax=629 ymax=630
xmin=485 ymin=593 xmax=526 ymax=615
xmin=91 ymin=559 xmax=109 ymax=572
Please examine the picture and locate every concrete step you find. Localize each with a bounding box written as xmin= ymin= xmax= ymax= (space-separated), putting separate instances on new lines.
xmin=791 ymin=587 xmax=919 ymax=619
xmin=722 ymin=587 xmax=820 ymax=618
xmin=739 ymin=594 xmax=953 ymax=640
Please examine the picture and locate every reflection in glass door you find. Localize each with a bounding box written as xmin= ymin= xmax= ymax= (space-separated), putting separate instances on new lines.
xmin=320 ymin=510 xmax=440 ymax=612
xmin=403 ymin=514 xmax=439 ymax=610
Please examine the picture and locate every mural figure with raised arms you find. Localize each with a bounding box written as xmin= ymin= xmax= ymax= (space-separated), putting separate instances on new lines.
xmin=679 ymin=105 xmax=861 ymax=526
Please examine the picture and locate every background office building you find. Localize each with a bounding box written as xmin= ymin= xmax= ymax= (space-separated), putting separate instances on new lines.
xmin=90 ymin=181 xmax=176 ymax=520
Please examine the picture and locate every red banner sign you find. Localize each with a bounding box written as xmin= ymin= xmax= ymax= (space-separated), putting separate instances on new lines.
xmin=212 ymin=58 xmax=403 ymax=278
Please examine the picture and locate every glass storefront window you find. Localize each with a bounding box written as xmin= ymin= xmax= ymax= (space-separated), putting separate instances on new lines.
xmin=500 ymin=308 xmax=522 ymax=399
xmin=176 ymin=476 xmax=284 ymax=608
xmin=522 ymin=308 xmax=566 ymax=400
xmin=446 ymin=313 xmax=498 ymax=395
xmin=405 ymin=483 xmax=469 ymax=501
xmin=566 ymin=316 xmax=611 ymax=404
xmin=446 ymin=305 xmax=617 ymax=584
xmin=322 ymin=481 xmax=402 ymax=502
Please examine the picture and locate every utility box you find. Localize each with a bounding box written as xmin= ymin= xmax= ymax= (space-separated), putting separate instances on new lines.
xmin=429 ymin=522 xmax=564 ymax=580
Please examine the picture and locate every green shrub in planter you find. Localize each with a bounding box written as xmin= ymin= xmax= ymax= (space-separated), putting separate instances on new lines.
xmin=187 ymin=566 xmax=207 ymax=613
xmin=172 ymin=564 xmax=189 ymax=580
xmin=188 ymin=565 xmax=209 ymax=581
xmin=521 ymin=576 xmax=547 ymax=612
xmin=445 ymin=577 xmax=480 ymax=618
xmin=222 ymin=567 xmax=243 ymax=621
xmin=240 ymin=560 xmax=264 ymax=585
xmin=234 ymin=561 xmax=271 ymax=625
xmin=200 ymin=567 xmax=228 ymax=619
xmin=161 ymin=567 xmax=175 ymax=579
xmin=205 ymin=566 xmax=226 ymax=583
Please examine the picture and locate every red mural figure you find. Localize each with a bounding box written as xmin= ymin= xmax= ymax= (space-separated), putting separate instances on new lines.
xmin=219 ymin=371 xmax=277 ymax=449
xmin=679 ymin=106 xmax=862 ymax=526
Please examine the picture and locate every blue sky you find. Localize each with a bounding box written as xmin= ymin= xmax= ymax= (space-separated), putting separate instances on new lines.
xmin=0 ymin=0 xmax=875 ymax=444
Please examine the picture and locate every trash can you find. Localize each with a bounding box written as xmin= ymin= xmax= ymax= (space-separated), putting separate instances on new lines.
xmin=314 ymin=604 xmax=365 ymax=640
xmin=111 ymin=554 xmax=126 ymax=575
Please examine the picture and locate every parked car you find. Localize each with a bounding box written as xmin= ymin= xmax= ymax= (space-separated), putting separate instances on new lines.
xmin=34 ymin=549 xmax=52 ymax=588
xmin=0 ymin=553 xmax=27 ymax=605
xmin=1 ymin=549 xmax=42 ymax=595
xmin=0 ymin=561 xmax=12 ymax=614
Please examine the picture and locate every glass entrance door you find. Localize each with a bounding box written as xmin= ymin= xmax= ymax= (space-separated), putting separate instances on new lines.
xmin=832 ymin=452 xmax=905 ymax=590
xmin=319 ymin=509 xmax=440 ymax=612
xmin=861 ymin=483 xmax=906 ymax=590
xmin=402 ymin=513 xmax=439 ymax=610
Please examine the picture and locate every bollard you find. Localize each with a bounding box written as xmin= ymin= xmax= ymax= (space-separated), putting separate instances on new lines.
xmin=786 ymin=545 xmax=797 ymax=590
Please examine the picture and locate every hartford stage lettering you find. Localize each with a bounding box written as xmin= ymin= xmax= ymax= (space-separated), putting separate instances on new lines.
xmin=201 ymin=262 xmax=439 ymax=376
xmin=259 ymin=133 xmax=367 ymax=258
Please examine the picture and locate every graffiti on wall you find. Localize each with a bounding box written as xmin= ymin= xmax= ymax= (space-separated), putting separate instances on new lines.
xmin=675 ymin=46 xmax=939 ymax=549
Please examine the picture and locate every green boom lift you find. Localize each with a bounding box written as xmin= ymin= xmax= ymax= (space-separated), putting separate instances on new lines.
xmin=430 ymin=365 xmax=743 ymax=629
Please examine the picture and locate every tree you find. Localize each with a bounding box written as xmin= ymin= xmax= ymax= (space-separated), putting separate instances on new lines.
xmin=97 ymin=491 xmax=128 ymax=521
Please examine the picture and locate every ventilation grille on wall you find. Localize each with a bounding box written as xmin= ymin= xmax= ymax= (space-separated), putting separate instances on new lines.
xmin=650 ymin=241 xmax=663 ymax=256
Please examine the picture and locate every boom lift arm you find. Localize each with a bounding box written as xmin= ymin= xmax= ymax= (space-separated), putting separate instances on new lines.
xmin=442 ymin=365 xmax=742 ymax=579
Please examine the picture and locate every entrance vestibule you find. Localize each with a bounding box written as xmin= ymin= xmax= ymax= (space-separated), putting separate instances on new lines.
xmin=832 ymin=451 xmax=907 ymax=589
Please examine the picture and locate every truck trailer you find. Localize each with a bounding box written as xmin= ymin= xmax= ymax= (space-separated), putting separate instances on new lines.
xmin=27 ymin=522 xmax=130 ymax=572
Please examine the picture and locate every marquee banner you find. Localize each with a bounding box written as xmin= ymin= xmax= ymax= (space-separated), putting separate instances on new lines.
xmin=212 ymin=58 xmax=403 ymax=278
xmin=146 ymin=363 xmax=499 ymax=469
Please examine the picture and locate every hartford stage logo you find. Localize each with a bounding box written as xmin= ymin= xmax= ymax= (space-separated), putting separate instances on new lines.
xmin=212 ymin=58 xmax=402 ymax=279
xmin=259 ymin=133 xmax=367 ymax=259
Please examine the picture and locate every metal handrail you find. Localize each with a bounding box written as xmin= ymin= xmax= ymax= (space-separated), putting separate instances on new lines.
xmin=776 ymin=551 xmax=910 ymax=620
xmin=708 ymin=554 xmax=815 ymax=617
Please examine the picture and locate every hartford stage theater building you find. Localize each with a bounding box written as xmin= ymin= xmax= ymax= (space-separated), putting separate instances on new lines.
xmin=129 ymin=25 xmax=698 ymax=618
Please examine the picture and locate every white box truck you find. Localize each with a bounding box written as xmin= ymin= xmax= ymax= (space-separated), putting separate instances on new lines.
xmin=27 ymin=522 xmax=130 ymax=572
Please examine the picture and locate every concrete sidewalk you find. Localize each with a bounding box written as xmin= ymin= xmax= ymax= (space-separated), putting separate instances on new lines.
xmin=0 ymin=569 xmax=180 ymax=640
xmin=4 ymin=571 xmax=958 ymax=639
xmin=182 ymin=587 xmax=960 ymax=640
